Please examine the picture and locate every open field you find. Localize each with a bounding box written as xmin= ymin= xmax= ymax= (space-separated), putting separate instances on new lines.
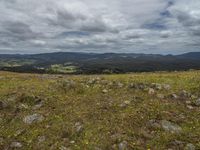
xmin=0 ymin=71 xmax=200 ymax=150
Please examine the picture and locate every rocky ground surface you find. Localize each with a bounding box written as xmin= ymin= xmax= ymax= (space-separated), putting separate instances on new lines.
xmin=0 ymin=71 xmax=200 ymax=150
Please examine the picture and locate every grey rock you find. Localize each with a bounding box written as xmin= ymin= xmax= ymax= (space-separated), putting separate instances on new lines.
xmin=102 ymin=89 xmax=108 ymax=94
xmin=186 ymin=105 xmax=194 ymax=110
xmin=195 ymin=98 xmax=200 ymax=106
xmin=148 ymin=88 xmax=155 ymax=95
xmin=171 ymin=94 xmax=178 ymax=99
xmin=23 ymin=114 xmax=44 ymax=124
xmin=161 ymin=120 xmax=182 ymax=133
xmin=10 ymin=142 xmax=22 ymax=148
xmin=148 ymin=119 xmax=161 ymax=129
xmin=163 ymin=84 xmax=171 ymax=90
xmin=0 ymin=101 xmax=8 ymax=109
xmin=180 ymin=90 xmax=190 ymax=98
xmin=117 ymin=82 xmax=124 ymax=88
xmin=75 ymin=122 xmax=83 ymax=133
xmin=184 ymin=143 xmax=195 ymax=150
xmin=38 ymin=136 xmax=46 ymax=143
xmin=151 ymin=83 xmax=162 ymax=90
xmin=33 ymin=102 xmax=43 ymax=110
xmin=157 ymin=94 xmax=165 ymax=99
xmin=118 ymin=141 xmax=128 ymax=150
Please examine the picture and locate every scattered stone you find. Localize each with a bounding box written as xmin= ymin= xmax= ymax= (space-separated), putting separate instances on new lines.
xmin=184 ymin=143 xmax=196 ymax=150
xmin=170 ymin=140 xmax=185 ymax=148
xmin=195 ymin=98 xmax=200 ymax=106
xmin=129 ymin=83 xmax=146 ymax=90
xmin=119 ymin=100 xmax=131 ymax=108
xmin=0 ymin=137 xmax=4 ymax=144
xmin=0 ymin=101 xmax=8 ymax=109
xmin=157 ymin=94 xmax=165 ymax=99
xmin=59 ymin=146 xmax=69 ymax=150
xmin=75 ymin=122 xmax=83 ymax=133
xmin=148 ymin=88 xmax=155 ymax=95
xmin=186 ymin=105 xmax=194 ymax=110
xmin=151 ymin=83 xmax=162 ymax=90
xmin=186 ymin=101 xmax=192 ymax=104
xmin=180 ymin=90 xmax=191 ymax=98
xmin=102 ymin=89 xmax=108 ymax=94
xmin=163 ymin=84 xmax=171 ymax=90
xmin=161 ymin=120 xmax=182 ymax=133
xmin=14 ymin=129 xmax=25 ymax=137
xmin=33 ymin=102 xmax=43 ymax=110
xmin=118 ymin=141 xmax=128 ymax=150
xmin=10 ymin=142 xmax=22 ymax=148
xmin=117 ymin=82 xmax=124 ymax=88
xmin=18 ymin=103 xmax=29 ymax=109
xmin=23 ymin=114 xmax=44 ymax=124
xmin=38 ymin=136 xmax=46 ymax=143
xmin=170 ymin=94 xmax=178 ymax=99
xmin=70 ymin=141 xmax=75 ymax=144
xmin=147 ymin=119 xmax=161 ymax=129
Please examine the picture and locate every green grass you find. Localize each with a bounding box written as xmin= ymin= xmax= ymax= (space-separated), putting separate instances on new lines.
xmin=0 ymin=71 xmax=200 ymax=150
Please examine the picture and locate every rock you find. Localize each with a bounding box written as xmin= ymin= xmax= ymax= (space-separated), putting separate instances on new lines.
xmin=129 ymin=83 xmax=146 ymax=90
xmin=186 ymin=105 xmax=194 ymax=110
xmin=18 ymin=103 xmax=29 ymax=109
xmin=180 ymin=90 xmax=190 ymax=98
xmin=161 ymin=120 xmax=182 ymax=133
xmin=102 ymin=89 xmax=108 ymax=94
xmin=151 ymin=83 xmax=162 ymax=90
xmin=148 ymin=88 xmax=155 ymax=95
xmin=38 ymin=136 xmax=46 ymax=143
xmin=75 ymin=122 xmax=83 ymax=133
xmin=10 ymin=142 xmax=22 ymax=148
xmin=157 ymin=94 xmax=165 ymax=99
xmin=14 ymin=129 xmax=25 ymax=137
xmin=70 ymin=141 xmax=75 ymax=144
xmin=23 ymin=114 xmax=44 ymax=124
xmin=147 ymin=119 xmax=161 ymax=129
xmin=171 ymin=94 xmax=178 ymax=99
xmin=0 ymin=101 xmax=8 ymax=109
xmin=195 ymin=98 xmax=200 ymax=106
xmin=184 ymin=143 xmax=195 ymax=150
xmin=33 ymin=102 xmax=43 ymax=110
xmin=0 ymin=137 xmax=4 ymax=144
xmin=59 ymin=146 xmax=70 ymax=150
xmin=119 ymin=100 xmax=131 ymax=108
xmin=186 ymin=101 xmax=192 ymax=104
xmin=117 ymin=82 xmax=124 ymax=88
xmin=118 ymin=141 xmax=128 ymax=150
xmin=163 ymin=84 xmax=171 ymax=90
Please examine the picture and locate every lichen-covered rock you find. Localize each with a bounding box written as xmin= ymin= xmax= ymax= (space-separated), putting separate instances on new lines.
xmin=161 ymin=120 xmax=182 ymax=133
xmin=10 ymin=142 xmax=22 ymax=148
xmin=184 ymin=143 xmax=196 ymax=150
xmin=118 ymin=141 xmax=128 ymax=150
xmin=23 ymin=114 xmax=44 ymax=124
xmin=195 ymin=98 xmax=200 ymax=106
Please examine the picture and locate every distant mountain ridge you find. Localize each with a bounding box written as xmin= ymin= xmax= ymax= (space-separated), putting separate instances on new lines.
xmin=0 ymin=52 xmax=200 ymax=74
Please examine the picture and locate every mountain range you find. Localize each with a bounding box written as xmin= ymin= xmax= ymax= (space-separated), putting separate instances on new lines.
xmin=0 ymin=52 xmax=200 ymax=74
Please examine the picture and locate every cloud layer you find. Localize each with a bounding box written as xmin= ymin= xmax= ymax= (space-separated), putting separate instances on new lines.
xmin=0 ymin=0 xmax=200 ymax=54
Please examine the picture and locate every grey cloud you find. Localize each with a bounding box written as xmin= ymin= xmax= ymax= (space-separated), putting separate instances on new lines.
xmin=0 ymin=0 xmax=200 ymax=54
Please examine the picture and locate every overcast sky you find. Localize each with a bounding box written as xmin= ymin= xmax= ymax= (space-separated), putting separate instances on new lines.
xmin=0 ymin=0 xmax=200 ymax=54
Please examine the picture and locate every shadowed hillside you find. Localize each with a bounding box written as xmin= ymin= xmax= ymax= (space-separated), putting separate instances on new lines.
xmin=0 ymin=52 xmax=200 ymax=74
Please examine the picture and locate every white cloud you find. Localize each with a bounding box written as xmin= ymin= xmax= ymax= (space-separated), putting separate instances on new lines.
xmin=0 ymin=0 xmax=199 ymax=54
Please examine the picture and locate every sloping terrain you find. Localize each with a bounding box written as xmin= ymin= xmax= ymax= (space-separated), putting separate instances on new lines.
xmin=0 ymin=52 xmax=200 ymax=74
xmin=0 ymin=71 xmax=200 ymax=149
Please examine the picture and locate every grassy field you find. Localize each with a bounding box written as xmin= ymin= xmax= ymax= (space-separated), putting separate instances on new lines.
xmin=0 ymin=71 xmax=200 ymax=150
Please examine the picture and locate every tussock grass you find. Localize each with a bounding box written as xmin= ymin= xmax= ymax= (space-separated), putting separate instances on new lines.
xmin=0 ymin=71 xmax=200 ymax=150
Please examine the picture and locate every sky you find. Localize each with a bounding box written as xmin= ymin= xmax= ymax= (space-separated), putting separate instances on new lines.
xmin=0 ymin=0 xmax=200 ymax=54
